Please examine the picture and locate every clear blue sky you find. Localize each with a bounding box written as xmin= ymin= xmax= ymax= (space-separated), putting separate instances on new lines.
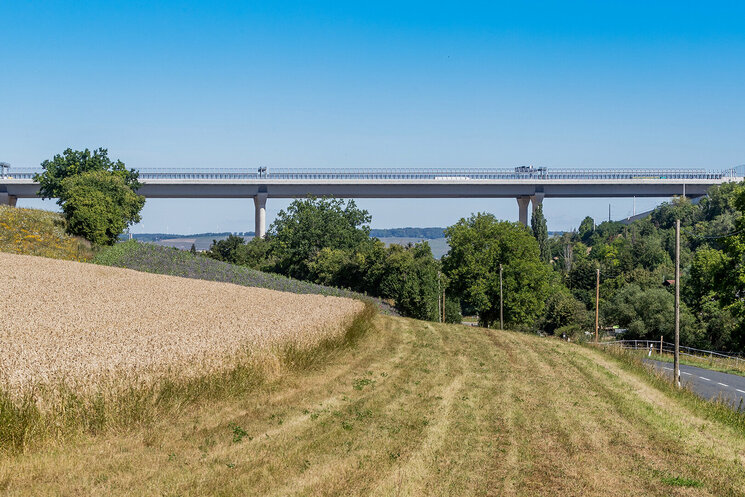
xmin=2 ymin=1 xmax=744 ymax=233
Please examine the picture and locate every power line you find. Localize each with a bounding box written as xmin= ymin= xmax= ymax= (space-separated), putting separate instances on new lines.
xmin=681 ymin=227 xmax=745 ymax=240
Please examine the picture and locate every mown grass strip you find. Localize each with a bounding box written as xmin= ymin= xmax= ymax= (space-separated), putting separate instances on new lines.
xmin=589 ymin=344 xmax=745 ymax=431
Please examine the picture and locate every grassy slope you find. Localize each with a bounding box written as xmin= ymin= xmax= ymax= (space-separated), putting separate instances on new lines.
xmin=95 ymin=240 xmax=398 ymax=314
xmin=0 ymin=206 xmax=93 ymax=261
xmin=3 ymin=317 xmax=745 ymax=496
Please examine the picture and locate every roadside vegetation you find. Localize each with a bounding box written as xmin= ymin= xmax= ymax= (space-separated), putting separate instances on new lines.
xmin=2 ymin=316 xmax=745 ymax=496
xmin=554 ymin=182 xmax=745 ymax=352
xmin=626 ymin=349 xmax=745 ymax=377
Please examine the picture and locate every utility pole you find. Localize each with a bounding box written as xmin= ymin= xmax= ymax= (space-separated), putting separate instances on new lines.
xmin=440 ymin=286 xmax=445 ymax=323
xmin=595 ymin=268 xmax=600 ymax=342
xmin=499 ymin=264 xmax=504 ymax=330
xmin=674 ymin=219 xmax=681 ymax=388
xmin=438 ymin=271 xmax=442 ymax=323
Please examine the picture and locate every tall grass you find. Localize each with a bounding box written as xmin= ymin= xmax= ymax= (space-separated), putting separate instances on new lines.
xmin=0 ymin=205 xmax=93 ymax=261
xmin=0 ymin=303 xmax=377 ymax=455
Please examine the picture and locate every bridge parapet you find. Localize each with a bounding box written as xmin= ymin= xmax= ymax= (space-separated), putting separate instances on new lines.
xmin=0 ymin=167 xmax=735 ymax=182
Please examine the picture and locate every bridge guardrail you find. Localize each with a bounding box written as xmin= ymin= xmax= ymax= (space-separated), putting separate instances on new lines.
xmin=595 ymin=339 xmax=745 ymax=372
xmin=0 ymin=168 xmax=734 ymax=182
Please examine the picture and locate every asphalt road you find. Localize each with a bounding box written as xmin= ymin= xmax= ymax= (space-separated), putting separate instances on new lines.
xmin=644 ymin=358 xmax=745 ymax=409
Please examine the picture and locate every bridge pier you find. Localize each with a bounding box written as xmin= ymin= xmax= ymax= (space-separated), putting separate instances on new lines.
xmin=254 ymin=193 xmax=267 ymax=239
xmin=0 ymin=193 xmax=17 ymax=207
xmin=517 ymin=196 xmax=530 ymax=225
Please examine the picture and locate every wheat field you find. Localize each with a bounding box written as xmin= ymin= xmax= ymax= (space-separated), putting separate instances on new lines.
xmin=0 ymin=252 xmax=363 ymax=398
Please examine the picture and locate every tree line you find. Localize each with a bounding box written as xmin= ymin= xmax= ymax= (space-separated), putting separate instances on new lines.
xmin=31 ymin=148 xmax=745 ymax=352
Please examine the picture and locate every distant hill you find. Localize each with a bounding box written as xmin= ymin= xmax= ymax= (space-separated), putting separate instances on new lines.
xmin=128 ymin=232 xmax=254 ymax=243
xmin=370 ymin=227 xmax=445 ymax=239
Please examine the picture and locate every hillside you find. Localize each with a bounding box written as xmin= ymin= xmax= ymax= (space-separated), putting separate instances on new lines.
xmin=2 ymin=311 xmax=744 ymax=495
xmin=95 ymin=240 xmax=397 ymax=314
xmin=0 ymin=205 xmax=93 ymax=261
xmin=0 ymin=252 xmax=364 ymax=402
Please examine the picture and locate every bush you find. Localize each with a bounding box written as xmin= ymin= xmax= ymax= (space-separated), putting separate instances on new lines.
xmin=59 ymin=171 xmax=144 ymax=245
xmin=444 ymin=297 xmax=462 ymax=324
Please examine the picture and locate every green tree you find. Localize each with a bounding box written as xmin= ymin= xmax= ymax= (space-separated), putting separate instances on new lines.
xmin=58 ymin=170 xmax=145 ymax=245
xmin=269 ymin=197 xmax=372 ymax=280
xmin=443 ymin=213 xmax=551 ymax=327
xmin=207 ymin=234 xmax=247 ymax=263
xmin=378 ymin=243 xmax=440 ymax=321
xmin=604 ymin=285 xmax=701 ymax=345
xmin=717 ymin=183 xmax=745 ymax=349
xmin=540 ymin=288 xmax=589 ymax=334
xmin=578 ymin=216 xmax=594 ymax=243
xmin=443 ymin=296 xmax=462 ymax=324
xmin=531 ymin=204 xmax=550 ymax=264
xmin=35 ymin=148 xmax=140 ymax=199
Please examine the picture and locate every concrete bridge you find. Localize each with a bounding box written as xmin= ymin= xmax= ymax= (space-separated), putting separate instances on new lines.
xmin=1 ymin=165 xmax=740 ymax=238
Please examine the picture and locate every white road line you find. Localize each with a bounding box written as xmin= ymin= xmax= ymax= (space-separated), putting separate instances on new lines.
xmin=663 ymin=367 xmax=672 ymax=371
xmin=699 ymin=377 xmax=711 ymax=381
xmin=717 ymin=382 xmax=729 ymax=387
xmin=681 ymin=372 xmax=692 ymax=376
xmin=736 ymin=389 xmax=745 ymax=394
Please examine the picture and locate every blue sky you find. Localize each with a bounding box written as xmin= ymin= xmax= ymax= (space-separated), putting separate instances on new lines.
xmin=2 ymin=1 xmax=744 ymax=233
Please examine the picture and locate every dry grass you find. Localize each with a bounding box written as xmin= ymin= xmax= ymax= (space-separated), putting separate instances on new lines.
xmin=0 ymin=252 xmax=363 ymax=399
xmin=0 ymin=205 xmax=93 ymax=261
xmin=2 ymin=316 xmax=745 ymax=496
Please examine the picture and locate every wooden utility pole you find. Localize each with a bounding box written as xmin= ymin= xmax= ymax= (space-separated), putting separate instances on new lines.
xmin=438 ymin=271 xmax=442 ymax=324
xmin=659 ymin=335 xmax=663 ymax=355
xmin=499 ymin=264 xmax=504 ymax=330
xmin=595 ymin=268 xmax=600 ymax=342
xmin=674 ymin=219 xmax=681 ymax=388
xmin=440 ymin=276 xmax=447 ymax=323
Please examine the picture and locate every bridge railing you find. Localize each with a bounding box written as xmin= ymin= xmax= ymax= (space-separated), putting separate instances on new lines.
xmin=0 ymin=167 xmax=734 ymax=181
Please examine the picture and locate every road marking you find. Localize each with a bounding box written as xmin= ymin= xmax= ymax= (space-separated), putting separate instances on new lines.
xmin=681 ymin=372 xmax=692 ymax=376
xmin=736 ymin=389 xmax=745 ymax=394
xmin=717 ymin=382 xmax=729 ymax=387
xmin=663 ymin=367 xmax=672 ymax=371
xmin=699 ymin=377 xmax=711 ymax=381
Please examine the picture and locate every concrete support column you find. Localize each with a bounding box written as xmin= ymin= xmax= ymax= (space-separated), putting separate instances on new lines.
xmin=530 ymin=192 xmax=544 ymax=214
xmin=254 ymin=193 xmax=268 ymax=239
xmin=0 ymin=193 xmax=17 ymax=207
xmin=517 ymin=196 xmax=530 ymax=226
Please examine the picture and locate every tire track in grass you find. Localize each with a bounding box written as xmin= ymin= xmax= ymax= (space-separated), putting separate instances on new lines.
xmin=369 ymin=327 xmax=467 ymax=496
xmin=200 ymin=316 xmax=423 ymax=495
xmin=260 ymin=319 xmax=455 ymax=496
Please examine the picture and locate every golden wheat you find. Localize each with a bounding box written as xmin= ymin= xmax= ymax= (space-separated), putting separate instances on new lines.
xmin=0 ymin=252 xmax=363 ymax=397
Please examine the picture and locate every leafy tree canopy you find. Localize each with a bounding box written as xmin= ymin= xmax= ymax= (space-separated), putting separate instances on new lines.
xmin=269 ymin=197 xmax=372 ymax=280
xmin=59 ymin=170 xmax=145 ymax=245
xmin=35 ymin=148 xmax=140 ymax=200
xmin=531 ymin=204 xmax=550 ymax=264
xmin=442 ymin=213 xmax=551 ymax=327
